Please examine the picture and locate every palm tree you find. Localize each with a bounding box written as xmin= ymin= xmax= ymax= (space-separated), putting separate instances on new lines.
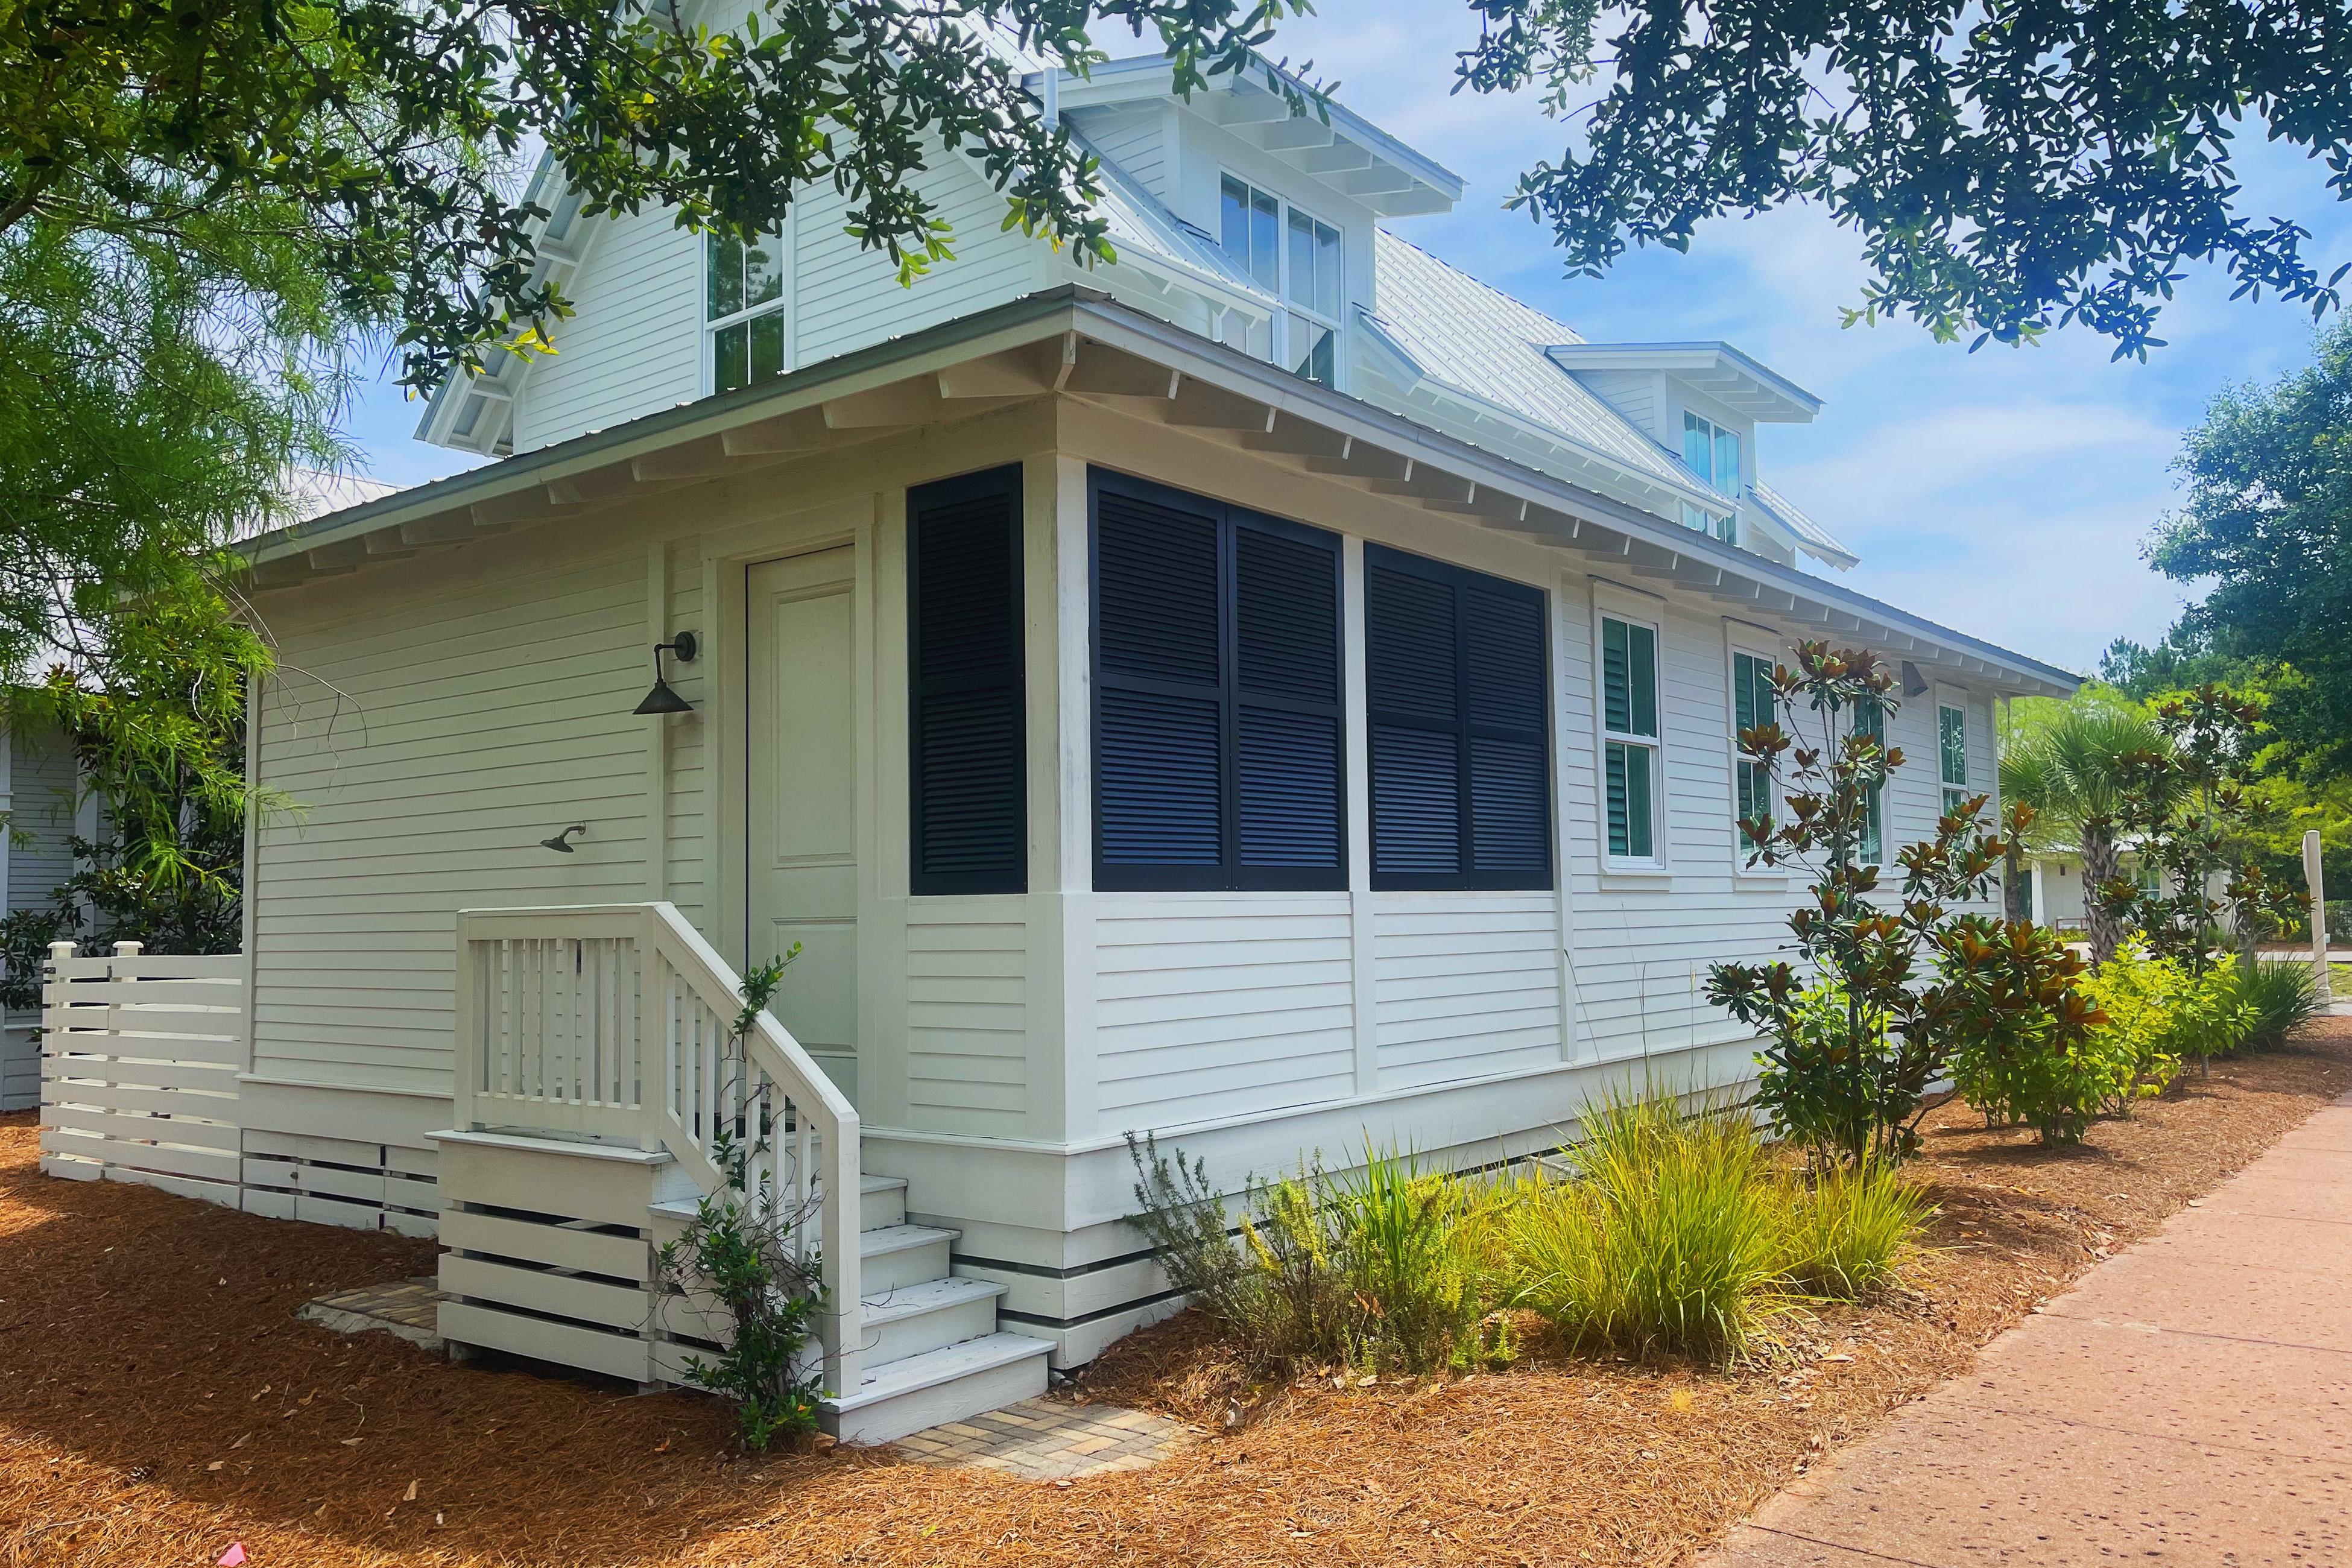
xmin=2003 ymin=707 xmax=2175 ymax=967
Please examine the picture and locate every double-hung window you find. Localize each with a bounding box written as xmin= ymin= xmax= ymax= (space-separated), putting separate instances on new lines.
xmin=707 ymin=229 xmax=788 ymax=393
xmin=1219 ymin=174 xmax=1341 ymax=388
xmin=1853 ymin=694 xmax=1887 ymax=865
xmin=1599 ymin=612 xmax=1662 ymax=865
xmin=1938 ymin=696 xmax=1970 ymax=818
xmin=1364 ymin=547 xmax=1551 ymax=890
xmin=1731 ymin=649 xmax=1777 ymax=838
xmin=1680 ymin=411 xmax=1741 ymax=544
xmin=1090 ymin=469 xmax=1345 ymax=891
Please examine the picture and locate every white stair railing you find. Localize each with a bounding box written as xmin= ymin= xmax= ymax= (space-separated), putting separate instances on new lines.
xmin=453 ymin=902 xmax=862 ymax=1393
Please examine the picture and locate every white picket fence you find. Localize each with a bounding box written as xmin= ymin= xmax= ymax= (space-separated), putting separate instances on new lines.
xmin=38 ymin=941 xmax=249 ymax=1207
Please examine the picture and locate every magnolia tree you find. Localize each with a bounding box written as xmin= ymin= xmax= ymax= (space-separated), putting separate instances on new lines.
xmin=2099 ymin=684 xmax=2309 ymax=1065
xmin=1704 ymin=645 xmax=2102 ymax=1165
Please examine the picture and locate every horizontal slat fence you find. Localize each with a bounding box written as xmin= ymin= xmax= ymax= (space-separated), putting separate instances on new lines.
xmin=39 ymin=941 xmax=248 ymax=1207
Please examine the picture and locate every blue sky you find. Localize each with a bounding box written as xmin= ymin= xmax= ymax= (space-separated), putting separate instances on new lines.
xmin=338 ymin=7 xmax=2352 ymax=675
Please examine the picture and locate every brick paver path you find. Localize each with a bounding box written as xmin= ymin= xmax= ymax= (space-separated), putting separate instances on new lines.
xmin=1707 ymin=1090 xmax=2352 ymax=1567
xmin=893 ymin=1397 xmax=1189 ymax=1479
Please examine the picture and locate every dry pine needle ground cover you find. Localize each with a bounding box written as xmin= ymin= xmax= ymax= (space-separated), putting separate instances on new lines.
xmin=2 ymin=1016 xmax=2345 ymax=1568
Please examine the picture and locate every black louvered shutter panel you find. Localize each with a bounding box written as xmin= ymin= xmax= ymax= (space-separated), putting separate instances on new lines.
xmin=1367 ymin=554 xmax=1462 ymax=879
xmin=1235 ymin=520 xmax=1342 ymax=872
xmin=1093 ymin=479 xmax=1224 ymax=880
xmin=1367 ymin=545 xmax=1551 ymax=890
xmin=1465 ymin=583 xmax=1550 ymax=877
xmin=909 ymin=467 xmax=1025 ymax=894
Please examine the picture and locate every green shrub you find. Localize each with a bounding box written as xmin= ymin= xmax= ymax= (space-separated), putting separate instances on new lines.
xmin=2230 ymin=960 xmax=2322 ymax=1050
xmin=2075 ymin=944 xmax=2190 ymax=1113
xmin=1126 ymin=1137 xmax=1488 ymax=1375
xmin=1780 ymin=1159 xmax=1930 ymax=1299
xmin=1505 ymin=1092 xmax=1797 ymax=1363
xmin=2172 ymin=962 xmax=2260 ymax=1064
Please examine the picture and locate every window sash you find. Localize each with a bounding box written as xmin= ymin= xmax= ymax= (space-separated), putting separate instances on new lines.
xmin=1732 ymin=651 xmax=1775 ymax=836
xmin=1600 ymin=616 xmax=1658 ymax=741
xmin=1606 ymin=740 xmax=1655 ymax=861
xmin=1599 ymin=612 xmax=1663 ymax=866
xmin=707 ymin=229 xmax=787 ymax=393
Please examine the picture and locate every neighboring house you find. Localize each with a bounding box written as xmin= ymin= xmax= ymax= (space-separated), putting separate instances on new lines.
xmin=163 ymin=43 xmax=2075 ymax=1440
xmin=2 ymin=469 xmax=394 ymax=1109
xmin=2025 ymin=846 xmax=2216 ymax=932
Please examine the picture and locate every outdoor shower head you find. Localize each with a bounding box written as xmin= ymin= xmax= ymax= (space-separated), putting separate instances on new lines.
xmin=540 ymin=825 xmax=587 ymax=854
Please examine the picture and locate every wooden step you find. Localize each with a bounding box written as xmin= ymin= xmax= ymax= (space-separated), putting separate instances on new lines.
xmin=822 ymin=1331 xmax=1051 ymax=1446
xmin=859 ymin=1223 xmax=958 ymax=1294
xmin=858 ymin=1274 xmax=1005 ymax=1366
xmin=860 ymin=1173 xmax=906 ymax=1231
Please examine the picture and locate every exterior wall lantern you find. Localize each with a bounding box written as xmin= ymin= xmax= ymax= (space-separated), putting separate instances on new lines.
xmin=634 ymin=631 xmax=698 ymax=715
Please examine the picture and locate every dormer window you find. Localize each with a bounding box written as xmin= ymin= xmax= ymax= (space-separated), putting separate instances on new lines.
xmin=1683 ymin=411 xmax=1740 ymax=493
xmin=1681 ymin=411 xmax=1741 ymax=544
xmin=706 ymin=229 xmax=787 ymax=394
xmin=1219 ymin=174 xmax=1341 ymax=388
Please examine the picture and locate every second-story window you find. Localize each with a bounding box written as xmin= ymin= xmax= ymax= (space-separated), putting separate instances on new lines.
xmin=1938 ymin=697 xmax=1970 ymax=817
xmin=1220 ymin=174 xmax=1341 ymax=388
xmin=1681 ymin=412 xmax=1741 ymax=543
xmin=707 ymin=229 xmax=787 ymax=394
xmin=1853 ymin=693 xmax=1886 ymax=865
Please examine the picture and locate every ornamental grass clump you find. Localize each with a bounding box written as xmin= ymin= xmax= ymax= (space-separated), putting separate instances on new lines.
xmin=2230 ymin=959 xmax=2321 ymax=1051
xmin=1124 ymin=1136 xmax=1493 ymax=1376
xmin=1779 ymin=1159 xmax=1930 ymax=1300
xmin=1503 ymin=1092 xmax=1797 ymax=1364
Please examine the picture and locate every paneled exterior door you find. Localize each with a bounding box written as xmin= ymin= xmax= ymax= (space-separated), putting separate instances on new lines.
xmin=745 ymin=547 xmax=859 ymax=1100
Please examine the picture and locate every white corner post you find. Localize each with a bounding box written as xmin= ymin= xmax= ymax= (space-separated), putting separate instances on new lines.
xmin=2306 ymin=829 xmax=2331 ymax=1004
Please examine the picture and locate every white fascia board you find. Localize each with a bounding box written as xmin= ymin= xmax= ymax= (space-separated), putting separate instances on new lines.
xmin=1547 ymin=342 xmax=1822 ymax=422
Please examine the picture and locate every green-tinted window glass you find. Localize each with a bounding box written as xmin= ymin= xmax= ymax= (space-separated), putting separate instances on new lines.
xmin=1601 ymin=617 xmax=1657 ymax=738
xmin=1733 ymin=653 xmax=1774 ymax=830
xmin=1854 ymin=694 xmax=1886 ymax=864
xmin=1607 ymin=739 xmax=1652 ymax=860
xmin=707 ymin=228 xmax=787 ymax=392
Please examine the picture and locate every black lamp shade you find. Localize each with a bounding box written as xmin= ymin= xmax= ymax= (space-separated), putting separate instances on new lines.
xmin=634 ymin=677 xmax=693 ymax=715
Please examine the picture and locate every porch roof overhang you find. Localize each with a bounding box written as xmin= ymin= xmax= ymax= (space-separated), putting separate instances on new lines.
xmin=245 ymin=286 xmax=2078 ymax=698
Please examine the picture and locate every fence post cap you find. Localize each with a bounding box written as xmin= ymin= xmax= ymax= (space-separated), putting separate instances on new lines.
xmin=45 ymin=941 xmax=76 ymax=959
xmin=113 ymin=941 xmax=143 ymax=956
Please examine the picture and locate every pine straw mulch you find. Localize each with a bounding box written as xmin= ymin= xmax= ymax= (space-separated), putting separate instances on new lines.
xmin=2 ymin=1016 xmax=2345 ymax=1568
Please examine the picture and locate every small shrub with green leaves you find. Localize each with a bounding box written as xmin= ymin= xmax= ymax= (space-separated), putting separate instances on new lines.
xmin=1935 ymin=917 xmax=2109 ymax=1146
xmin=2073 ymin=944 xmax=2190 ymax=1113
xmin=653 ymin=949 xmax=827 ymax=1452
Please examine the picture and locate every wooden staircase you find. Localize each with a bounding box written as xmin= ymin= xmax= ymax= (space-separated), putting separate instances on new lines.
xmin=432 ymin=903 xmax=1049 ymax=1444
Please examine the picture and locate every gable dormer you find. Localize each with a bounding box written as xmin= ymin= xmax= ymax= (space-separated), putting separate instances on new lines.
xmin=1052 ymin=56 xmax=1461 ymax=390
xmin=1546 ymin=342 xmax=1835 ymax=564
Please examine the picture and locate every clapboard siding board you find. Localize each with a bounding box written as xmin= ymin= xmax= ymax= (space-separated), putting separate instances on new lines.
xmin=1072 ymin=106 xmax=1169 ymax=200
xmin=515 ymin=203 xmax=704 ymax=451
xmin=1093 ymin=897 xmax=1356 ymax=1126
xmin=1560 ymin=584 xmax=1998 ymax=1060
xmin=251 ymin=544 xmax=653 ymax=1093
xmin=905 ymin=909 xmax=1029 ymax=1136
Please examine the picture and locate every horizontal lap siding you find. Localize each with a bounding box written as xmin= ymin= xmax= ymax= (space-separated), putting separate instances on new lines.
xmin=662 ymin=539 xmax=709 ymax=929
xmin=251 ymin=549 xmax=651 ymax=1096
xmin=1565 ymin=584 xmax=2000 ymax=1062
xmin=1373 ymin=894 xmax=1562 ymax=1091
xmin=1075 ymin=107 xmax=1167 ymax=200
xmin=906 ymin=910 xmax=1027 ymax=1137
xmin=792 ymin=146 xmax=1039 ymax=367
xmin=1094 ymin=898 xmax=1356 ymax=1130
xmin=517 ymin=206 xmax=702 ymax=452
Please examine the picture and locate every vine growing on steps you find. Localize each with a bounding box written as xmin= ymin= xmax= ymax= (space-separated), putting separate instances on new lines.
xmin=654 ymin=944 xmax=831 ymax=1451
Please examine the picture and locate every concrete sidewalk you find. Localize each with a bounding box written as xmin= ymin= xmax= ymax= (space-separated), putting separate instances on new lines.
xmin=1707 ymin=1092 xmax=2352 ymax=1567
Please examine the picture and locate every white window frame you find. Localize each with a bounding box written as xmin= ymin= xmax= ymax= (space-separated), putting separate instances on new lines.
xmin=1592 ymin=580 xmax=1669 ymax=877
xmin=1935 ymin=685 xmax=1972 ymax=821
xmin=1216 ymin=169 xmax=1342 ymax=389
xmin=1724 ymin=622 xmax=1786 ymax=883
xmin=700 ymin=218 xmax=795 ymax=397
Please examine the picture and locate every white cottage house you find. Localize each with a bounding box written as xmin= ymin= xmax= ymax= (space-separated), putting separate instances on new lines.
xmin=53 ymin=45 xmax=2078 ymax=1441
